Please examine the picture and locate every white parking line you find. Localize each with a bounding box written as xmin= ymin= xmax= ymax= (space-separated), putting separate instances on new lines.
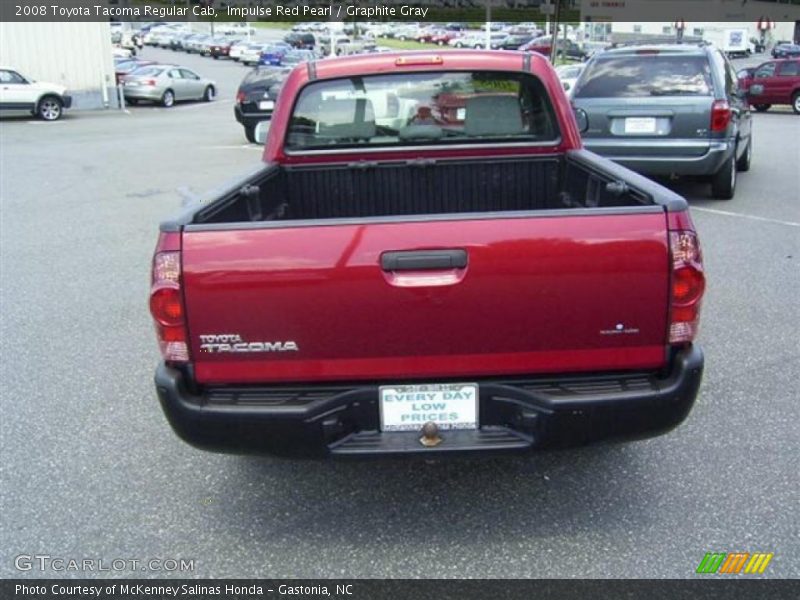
xmin=692 ymin=206 xmax=800 ymax=227
xmin=204 ymin=144 xmax=261 ymax=150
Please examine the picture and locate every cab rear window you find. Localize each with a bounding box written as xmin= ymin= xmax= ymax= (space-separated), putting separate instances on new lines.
xmin=574 ymin=55 xmax=713 ymax=98
xmin=285 ymin=71 xmax=559 ymax=151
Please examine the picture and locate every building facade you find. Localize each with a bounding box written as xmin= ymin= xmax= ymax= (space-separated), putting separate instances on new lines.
xmin=0 ymin=22 xmax=118 ymax=110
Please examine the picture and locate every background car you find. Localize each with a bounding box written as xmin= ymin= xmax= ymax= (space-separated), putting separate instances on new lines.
xmin=209 ymin=38 xmax=241 ymax=59
xmin=555 ymin=63 xmax=586 ymax=95
xmin=279 ymin=49 xmax=316 ymax=68
xmin=771 ymin=43 xmax=800 ymax=58
xmin=258 ymin=43 xmax=293 ymax=66
xmin=0 ymin=66 xmax=72 ymax=120
xmin=519 ymin=36 xmax=587 ymax=61
xmin=234 ymin=66 xmax=290 ymax=142
xmin=571 ymin=43 xmax=752 ymax=199
xmin=114 ymin=58 xmax=155 ymax=84
xmin=121 ymin=65 xmax=216 ymax=107
xmin=239 ymin=43 xmax=271 ymax=66
xmin=738 ymin=58 xmax=800 ymax=113
xmin=284 ymin=32 xmax=316 ymax=50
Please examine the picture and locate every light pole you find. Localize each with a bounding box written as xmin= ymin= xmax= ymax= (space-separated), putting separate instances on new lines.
xmin=674 ymin=19 xmax=686 ymax=44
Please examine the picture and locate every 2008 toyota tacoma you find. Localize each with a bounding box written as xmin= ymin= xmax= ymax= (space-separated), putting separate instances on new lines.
xmin=150 ymin=51 xmax=705 ymax=458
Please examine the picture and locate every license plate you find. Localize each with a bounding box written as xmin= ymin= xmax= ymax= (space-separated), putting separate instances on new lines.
xmin=379 ymin=383 xmax=478 ymax=432
xmin=259 ymin=100 xmax=274 ymax=110
xmin=624 ymin=117 xmax=657 ymax=134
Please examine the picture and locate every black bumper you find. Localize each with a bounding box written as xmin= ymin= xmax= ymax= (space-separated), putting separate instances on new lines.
xmin=62 ymin=95 xmax=72 ymax=109
xmin=234 ymin=104 xmax=271 ymax=128
xmin=155 ymin=346 xmax=703 ymax=458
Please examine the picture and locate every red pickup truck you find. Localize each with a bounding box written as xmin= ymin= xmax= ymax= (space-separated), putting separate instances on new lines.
xmin=737 ymin=58 xmax=800 ymax=113
xmin=150 ymin=51 xmax=705 ymax=458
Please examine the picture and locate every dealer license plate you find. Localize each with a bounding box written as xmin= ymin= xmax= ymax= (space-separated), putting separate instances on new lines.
xmin=259 ymin=100 xmax=274 ymax=110
xmin=379 ymin=383 xmax=478 ymax=432
xmin=624 ymin=117 xmax=657 ymax=134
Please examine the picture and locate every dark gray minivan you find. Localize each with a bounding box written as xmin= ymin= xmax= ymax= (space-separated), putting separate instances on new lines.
xmin=571 ymin=43 xmax=752 ymax=199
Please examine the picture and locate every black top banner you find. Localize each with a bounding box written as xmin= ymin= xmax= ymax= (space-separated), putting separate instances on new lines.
xmin=3 ymin=579 xmax=800 ymax=600
xmin=2 ymin=0 xmax=800 ymax=23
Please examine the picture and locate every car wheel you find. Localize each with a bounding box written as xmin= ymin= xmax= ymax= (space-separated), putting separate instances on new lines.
xmin=37 ymin=95 xmax=63 ymax=121
xmin=711 ymin=152 xmax=737 ymax=200
xmin=438 ymin=41 xmax=444 ymax=46
xmin=752 ymin=103 xmax=771 ymax=112
xmin=203 ymin=86 xmax=215 ymax=102
xmin=455 ymin=42 xmax=463 ymax=48
xmin=736 ymin=135 xmax=752 ymax=172
xmin=792 ymin=92 xmax=800 ymax=115
xmin=161 ymin=89 xmax=175 ymax=108
xmin=474 ymin=44 xmax=483 ymax=49
xmin=244 ymin=125 xmax=256 ymax=144
xmin=212 ymin=54 xmax=218 ymax=60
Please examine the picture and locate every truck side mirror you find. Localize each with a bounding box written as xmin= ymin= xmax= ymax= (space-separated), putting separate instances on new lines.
xmin=254 ymin=120 xmax=271 ymax=144
xmin=573 ymin=107 xmax=589 ymax=133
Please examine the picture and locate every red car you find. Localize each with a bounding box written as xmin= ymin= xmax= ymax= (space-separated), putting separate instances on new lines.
xmin=151 ymin=51 xmax=705 ymax=458
xmin=430 ymin=31 xmax=462 ymax=46
xmin=738 ymin=58 xmax=800 ymax=113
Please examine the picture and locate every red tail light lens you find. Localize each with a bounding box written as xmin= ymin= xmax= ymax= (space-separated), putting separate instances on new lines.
xmin=236 ymin=90 xmax=246 ymax=104
xmin=669 ymin=231 xmax=705 ymax=344
xmin=150 ymin=285 xmax=183 ymax=327
xmin=150 ymin=249 xmax=189 ymax=363
xmin=146 ymin=79 xmax=157 ymax=87
xmin=710 ymin=100 xmax=731 ymax=132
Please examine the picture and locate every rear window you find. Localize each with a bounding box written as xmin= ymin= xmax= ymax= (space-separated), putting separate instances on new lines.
xmin=285 ymin=70 xmax=559 ymax=151
xmin=574 ymin=54 xmax=713 ymax=98
xmin=132 ymin=67 xmax=163 ymax=77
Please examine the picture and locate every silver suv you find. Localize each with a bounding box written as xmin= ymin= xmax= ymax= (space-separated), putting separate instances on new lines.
xmin=571 ymin=43 xmax=753 ymax=199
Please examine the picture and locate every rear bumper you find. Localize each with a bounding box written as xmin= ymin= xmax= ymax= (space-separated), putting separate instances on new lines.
xmin=123 ymin=87 xmax=164 ymax=101
xmin=61 ymin=95 xmax=72 ymax=109
xmin=234 ymin=104 xmax=272 ymax=128
xmin=583 ymin=139 xmax=733 ymax=176
xmin=155 ymin=345 xmax=704 ymax=458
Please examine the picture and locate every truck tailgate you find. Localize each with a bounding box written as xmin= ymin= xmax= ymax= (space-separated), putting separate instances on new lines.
xmin=182 ymin=212 xmax=670 ymax=384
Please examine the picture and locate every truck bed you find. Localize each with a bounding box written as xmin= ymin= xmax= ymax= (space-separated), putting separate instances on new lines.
xmin=184 ymin=151 xmax=667 ymax=227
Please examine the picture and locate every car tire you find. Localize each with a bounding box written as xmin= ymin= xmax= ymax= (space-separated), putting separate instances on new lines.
xmin=37 ymin=95 xmax=63 ymax=121
xmin=203 ymin=86 xmax=215 ymax=102
xmin=438 ymin=41 xmax=444 ymax=46
xmin=212 ymin=55 xmax=218 ymax=60
xmin=752 ymin=103 xmax=771 ymax=112
xmin=244 ymin=125 xmax=256 ymax=144
xmin=126 ymin=98 xmax=138 ymax=106
xmin=455 ymin=42 xmax=463 ymax=48
xmin=161 ymin=89 xmax=175 ymax=108
xmin=736 ymin=135 xmax=752 ymax=172
xmin=711 ymin=152 xmax=737 ymax=200
xmin=792 ymin=92 xmax=800 ymax=115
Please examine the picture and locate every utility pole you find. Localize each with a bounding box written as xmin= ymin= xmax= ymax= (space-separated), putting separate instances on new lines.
xmin=549 ymin=0 xmax=561 ymax=63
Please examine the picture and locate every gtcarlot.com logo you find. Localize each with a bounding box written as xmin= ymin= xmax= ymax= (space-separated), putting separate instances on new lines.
xmin=696 ymin=552 xmax=774 ymax=574
xmin=14 ymin=554 xmax=195 ymax=573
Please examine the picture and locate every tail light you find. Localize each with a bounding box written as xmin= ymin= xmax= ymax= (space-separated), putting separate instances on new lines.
xmin=710 ymin=100 xmax=731 ymax=132
xmin=236 ymin=90 xmax=246 ymax=104
xmin=145 ymin=79 xmax=157 ymax=87
xmin=669 ymin=231 xmax=705 ymax=344
xmin=150 ymin=243 xmax=189 ymax=363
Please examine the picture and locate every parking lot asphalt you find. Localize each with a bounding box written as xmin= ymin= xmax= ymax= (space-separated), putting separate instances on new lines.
xmin=1 ymin=44 xmax=799 ymax=579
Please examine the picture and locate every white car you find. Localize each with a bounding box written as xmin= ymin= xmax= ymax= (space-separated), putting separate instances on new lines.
xmin=555 ymin=63 xmax=586 ymax=96
xmin=0 ymin=66 xmax=72 ymax=120
xmin=229 ymin=40 xmax=252 ymax=62
xmin=216 ymin=23 xmax=256 ymax=36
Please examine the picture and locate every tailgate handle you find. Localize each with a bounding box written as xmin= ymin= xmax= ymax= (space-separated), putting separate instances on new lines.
xmin=381 ymin=249 xmax=468 ymax=271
